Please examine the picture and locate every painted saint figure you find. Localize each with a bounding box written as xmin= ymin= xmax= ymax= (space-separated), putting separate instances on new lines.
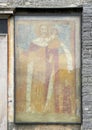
xmin=25 ymin=24 xmax=73 ymax=114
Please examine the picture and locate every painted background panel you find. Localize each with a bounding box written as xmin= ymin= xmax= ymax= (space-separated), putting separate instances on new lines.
xmin=15 ymin=16 xmax=81 ymax=123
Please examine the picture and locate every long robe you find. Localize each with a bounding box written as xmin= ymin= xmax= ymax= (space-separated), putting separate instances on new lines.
xmin=26 ymin=37 xmax=61 ymax=113
xmin=16 ymin=37 xmax=75 ymax=114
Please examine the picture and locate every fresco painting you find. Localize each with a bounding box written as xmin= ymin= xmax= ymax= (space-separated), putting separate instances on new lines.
xmin=15 ymin=16 xmax=81 ymax=123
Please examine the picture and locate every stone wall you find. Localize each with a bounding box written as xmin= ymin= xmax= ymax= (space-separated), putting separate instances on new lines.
xmin=0 ymin=0 xmax=92 ymax=130
xmin=82 ymin=4 xmax=92 ymax=129
xmin=0 ymin=0 xmax=91 ymax=7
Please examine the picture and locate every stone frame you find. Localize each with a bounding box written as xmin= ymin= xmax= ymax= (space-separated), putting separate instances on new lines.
xmin=13 ymin=7 xmax=83 ymax=125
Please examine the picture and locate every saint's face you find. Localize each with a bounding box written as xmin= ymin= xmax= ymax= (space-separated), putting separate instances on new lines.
xmin=40 ymin=25 xmax=48 ymax=37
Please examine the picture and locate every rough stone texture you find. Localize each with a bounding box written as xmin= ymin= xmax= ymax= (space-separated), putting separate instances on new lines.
xmin=0 ymin=0 xmax=91 ymax=7
xmin=82 ymin=4 xmax=92 ymax=130
xmin=0 ymin=0 xmax=92 ymax=130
